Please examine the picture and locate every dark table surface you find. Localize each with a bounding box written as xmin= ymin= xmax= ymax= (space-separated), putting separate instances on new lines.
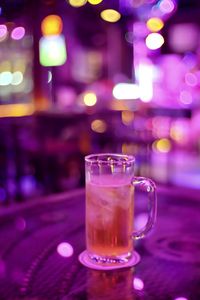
xmin=0 ymin=186 xmax=200 ymax=300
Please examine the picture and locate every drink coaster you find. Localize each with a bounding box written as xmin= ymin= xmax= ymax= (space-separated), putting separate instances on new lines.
xmin=78 ymin=250 xmax=141 ymax=270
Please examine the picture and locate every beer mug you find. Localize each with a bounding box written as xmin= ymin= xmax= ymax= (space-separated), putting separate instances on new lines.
xmin=85 ymin=153 xmax=157 ymax=265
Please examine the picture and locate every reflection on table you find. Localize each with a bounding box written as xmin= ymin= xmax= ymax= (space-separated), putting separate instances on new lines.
xmin=0 ymin=187 xmax=200 ymax=300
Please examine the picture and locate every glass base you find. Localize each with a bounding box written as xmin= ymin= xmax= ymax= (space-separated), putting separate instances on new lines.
xmin=79 ymin=250 xmax=141 ymax=270
xmin=88 ymin=252 xmax=131 ymax=265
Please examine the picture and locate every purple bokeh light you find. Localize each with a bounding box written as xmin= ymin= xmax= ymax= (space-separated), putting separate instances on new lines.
xmin=11 ymin=27 xmax=25 ymax=40
xmin=57 ymin=242 xmax=74 ymax=257
xmin=133 ymin=277 xmax=144 ymax=290
xmin=159 ymin=0 xmax=176 ymax=14
xmin=0 ymin=25 xmax=7 ymax=39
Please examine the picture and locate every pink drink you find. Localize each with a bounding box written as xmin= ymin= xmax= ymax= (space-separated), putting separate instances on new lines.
xmin=86 ymin=175 xmax=134 ymax=261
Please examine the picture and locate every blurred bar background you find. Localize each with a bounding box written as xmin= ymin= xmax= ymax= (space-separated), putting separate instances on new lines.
xmin=0 ymin=0 xmax=200 ymax=205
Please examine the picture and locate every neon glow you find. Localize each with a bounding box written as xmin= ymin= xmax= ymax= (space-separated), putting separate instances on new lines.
xmin=146 ymin=33 xmax=164 ymax=50
xmin=57 ymin=242 xmax=74 ymax=257
xmin=88 ymin=0 xmax=103 ymax=4
xmin=100 ymin=9 xmax=121 ymax=23
xmin=83 ymin=92 xmax=97 ymax=106
xmin=68 ymin=0 xmax=87 ymax=7
xmin=0 ymin=25 xmax=7 ymax=41
xmin=11 ymin=27 xmax=25 ymax=40
xmin=146 ymin=17 xmax=164 ymax=32
xmin=174 ymin=297 xmax=188 ymax=300
xmin=113 ymin=83 xmax=140 ymax=100
xmin=39 ymin=35 xmax=67 ymax=67
xmin=41 ymin=15 xmax=63 ymax=36
xmin=137 ymin=61 xmax=153 ymax=102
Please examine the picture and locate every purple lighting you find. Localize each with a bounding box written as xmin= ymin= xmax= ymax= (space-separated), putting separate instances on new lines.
xmin=11 ymin=27 xmax=25 ymax=40
xmin=185 ymin=73 xmax=198 ymax=87
xmin=159 ymin=0 xmax=176 ymax=14
xmin=133 ymin=277 xmax=144 ymax=291
xmin=57 ymin=242 xmax=74 ymax=257
xmin=174 ymin=297 xmax=188 ymax=300
xmin=0 ymin=25 xmax=7 ymax=40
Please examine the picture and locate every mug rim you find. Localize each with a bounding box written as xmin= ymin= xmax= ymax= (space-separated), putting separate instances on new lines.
xmin=85 ymin=153 xmax=135 ymax=164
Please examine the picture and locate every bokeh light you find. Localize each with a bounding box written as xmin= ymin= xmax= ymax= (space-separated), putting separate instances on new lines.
xmin=133 ymin=277 xmax=144 ymax=290
xmin=100 ymin=9 xmax=121 ymax=23
xmin=41 ymin=15 xmax=63 ymax=36
xmin=185 ymin=72 xmax=198 ymax=87
xmin=170 ymin=121 xmax=189 ymax=143
xmin=121 ymin=110 xmax=134 ymax=125
xmin=134 ymin=213 xmax=148 ymax=231
xmin=0 ymin=104 xmax=34 ymax=118
xmin=68 ymin=0 xmax=87 ymax=7
xmin=83 ymin=92 xmax=97 ymax=106
xmin=91 ymin=119 xmax=107 ymax=133
xmin=146 ymin=33 xmax=164 ymax=50
xmin=12 ymin=71 xmax=23 ymax=86
xmin=146 ymin=17 xmax=164 ymax=32
xmin=57 ymin=242 xmax=74 ymax=257
xmin=11 ymin=27 xmax=25 ymax=40
xmin=137 ymin=61 xmax=154 ymax=102
xmin=39 ymin=35 xmax=67 ymax=67
xmin=88 ymin=0 xmax=103 ymax=4
xmin=159 ymin=0 xmax=176 ymax=14
xmin=0 ymin=24 xmax=7 ymax=42
xmin=0 ymin=72 xmax=12 ymax=86
xmin=152 ymin=138 xmax=172 ymax=153
xmin=179 ymin=90 xmax=193 ymax=105
xmin=113 ymin=83 xmax=140 ymax=100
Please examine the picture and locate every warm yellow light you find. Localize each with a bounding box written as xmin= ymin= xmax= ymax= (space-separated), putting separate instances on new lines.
xmin=88 ymin=0 xmax=103 ymax=4
xmin=152 ymin=138 xmax=171 ymax=153
xmin=41 ymin=15 xmax=63 ymax=36
xmin=146 ymin=17 xmax=164 ymax=32
xmin=0 ymin=103 xmax=35 ymax=118
xmin=100 ymin=9 xmax=121 ymax=23
xmin=0 ymin=60 xmax=11 ymax=72
xmin=170 ymin=126 xmax=185 ymax=142
xmin=121 ymin=110 xmax=134 ymax=125
xmin=68 ymin=0 xmax=87 ymax=7
xmin=83 ymin=92 xmax=97 ymax=106
xmin=91 ymin=119 xmax=107 ymax=133
xmin=110 ymin=101 xmax=129 ymax=111
xmin=122 ymin=143 xmax=137 ymax=155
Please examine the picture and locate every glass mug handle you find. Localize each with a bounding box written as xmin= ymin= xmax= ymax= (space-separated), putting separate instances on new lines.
xmin=131 ymin=177 xmax=157 ymax=239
